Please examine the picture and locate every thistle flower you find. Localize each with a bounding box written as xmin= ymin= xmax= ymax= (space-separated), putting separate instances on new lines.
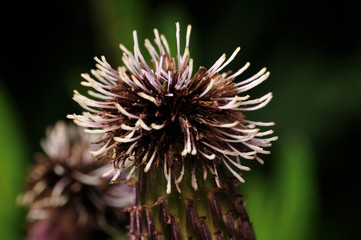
xmin=67 ymin=23 xmax=277 ymax=193
xmin=68 ymin=22 xmax=277 ymax=239
xmin=19 ymin=121 xmax=134 ymax=240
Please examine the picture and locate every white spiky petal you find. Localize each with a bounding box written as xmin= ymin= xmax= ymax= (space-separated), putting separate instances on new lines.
xmin=68 ymin=23 xmax=277 ymax=194
xmin=20 ymin=121 xmax=134 ymax=236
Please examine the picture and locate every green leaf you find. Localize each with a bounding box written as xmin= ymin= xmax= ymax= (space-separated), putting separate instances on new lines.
xmin=0 ymin=83 xmax=28 ymax=240
xmin=244 ymin=130 xmax=319 ymax=240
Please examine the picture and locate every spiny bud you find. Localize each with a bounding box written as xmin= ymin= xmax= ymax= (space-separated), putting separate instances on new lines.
xmin=68 ymin=23 xmax=277 ymax=194
xmin=19 ymin=121 xmax=134 ymax=240
xmin=68 ymin=22 xmax=277 ymax=239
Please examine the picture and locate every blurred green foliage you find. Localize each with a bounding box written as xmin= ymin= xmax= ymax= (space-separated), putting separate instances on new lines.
xmin=1 ymin=0 xmax=360 ymax=239
xmin=244 ymin=131 xmax=319 ymax=239
xmin=0 ymin=83 xmax=28 ymax=240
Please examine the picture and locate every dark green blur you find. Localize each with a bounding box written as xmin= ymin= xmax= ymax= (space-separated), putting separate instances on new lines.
xmin=1 ymin=0 xmax=360 ymax=239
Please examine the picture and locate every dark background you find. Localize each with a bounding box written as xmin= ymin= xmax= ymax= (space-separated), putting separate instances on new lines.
xmin=1 ymin=0 xmax=360 ymax=239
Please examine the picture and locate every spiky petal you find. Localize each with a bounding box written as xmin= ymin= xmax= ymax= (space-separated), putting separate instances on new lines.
xmin=19 ymin=121 xmax=134 ymax=239
xmin=68 ymin=23 xmax=277 ymax=194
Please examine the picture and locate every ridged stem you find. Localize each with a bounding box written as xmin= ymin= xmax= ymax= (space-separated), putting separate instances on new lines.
xmin=127 ymin=159 xmax=256 ymax=240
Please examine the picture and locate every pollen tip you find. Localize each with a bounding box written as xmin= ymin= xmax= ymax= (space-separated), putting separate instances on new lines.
xmin=244 ymin=166 xmax=251 ymax=171
xmin=80 ymin=81 xmax=90 ymax=87
xmin=89 ymin=151 xmax=96 ymax=156
xmin=66 ymin=114 xmax=75 ymax=119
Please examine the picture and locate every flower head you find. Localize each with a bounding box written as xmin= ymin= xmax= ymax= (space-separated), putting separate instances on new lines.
xmin=68 ymin=23 xmax=277 ymax=194
xmin=20 ymin=121 xmax=134 ymax=239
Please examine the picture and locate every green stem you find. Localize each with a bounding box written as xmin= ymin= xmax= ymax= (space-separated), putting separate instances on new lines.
xmin=129 ymin=159 xmax=256 ymax=240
